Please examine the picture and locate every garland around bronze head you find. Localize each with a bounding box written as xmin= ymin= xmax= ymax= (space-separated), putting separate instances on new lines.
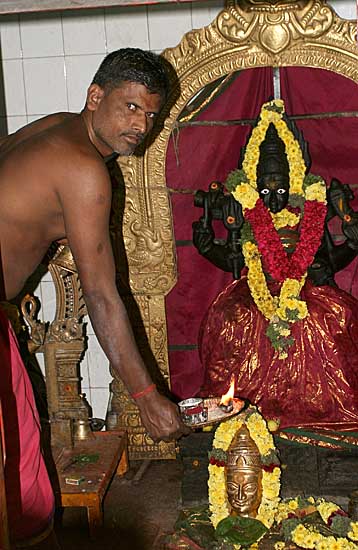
xmin=208 ymin=406 xmax=281 ymax=546
xmin=208 ymin=407 xmax=358 ymax=549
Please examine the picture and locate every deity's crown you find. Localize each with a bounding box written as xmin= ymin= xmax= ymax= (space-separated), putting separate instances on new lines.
xmin=257 ymin=123 xmax=289 ymax=182
xmin=226 ymin=425 xmax=262 ymax=472
xmin=238 ymin=99 xmax=311 ymax=178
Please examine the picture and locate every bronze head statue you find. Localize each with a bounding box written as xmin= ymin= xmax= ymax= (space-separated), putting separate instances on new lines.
xmin=225 ymin=425 xmax=262 ymax=517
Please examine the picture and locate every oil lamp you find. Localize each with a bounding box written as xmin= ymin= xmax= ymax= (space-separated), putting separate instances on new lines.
xmin=218 ymin=375 xmax=235 ymax=413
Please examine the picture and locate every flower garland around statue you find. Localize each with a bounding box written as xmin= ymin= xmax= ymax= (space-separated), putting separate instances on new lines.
xmin=273 ymin=496 xmax=358 ymax=549
xmin=208 ymin=407 xmax=358 ymax=549
xmin=208 ymin=406 xmax=281 ymax=548
xmin=225 ymin=99 xmax=327 ymax=358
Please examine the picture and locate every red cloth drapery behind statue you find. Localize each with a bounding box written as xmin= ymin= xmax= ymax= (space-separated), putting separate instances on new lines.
xmin=165 ymin=67 xmax=358 ymax=403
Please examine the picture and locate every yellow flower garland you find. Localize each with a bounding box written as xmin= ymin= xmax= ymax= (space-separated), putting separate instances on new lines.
xmin=208 ymin=407 xmax=281 ymax=549
xmin=271 ymin=208 xmax=300 ymax=230
xmin=230 ymin=99 xmax=326 ymax=359
xmin=208 ymin=409 xmax=358 ymax=549
xmin=275 ymin=497 xmax=358 ymax=549
xmin=242 ymin=240 xmax=307 ymax=324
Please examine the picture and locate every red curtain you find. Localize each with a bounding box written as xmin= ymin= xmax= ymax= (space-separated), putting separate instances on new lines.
xmin=165 ymin=66 xmax=358 ymax=399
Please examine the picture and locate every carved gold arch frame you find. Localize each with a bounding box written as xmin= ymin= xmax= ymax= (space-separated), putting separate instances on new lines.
xmin=111 ymin=0 xmax=358 ymax=459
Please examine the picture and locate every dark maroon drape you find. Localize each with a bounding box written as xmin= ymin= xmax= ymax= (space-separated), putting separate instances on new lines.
xmin=165 ymin=66 xmax=358 ymax=399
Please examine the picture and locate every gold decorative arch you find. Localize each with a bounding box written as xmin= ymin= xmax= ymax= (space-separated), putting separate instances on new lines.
xmin=111 ymin=0 xmax=358 ymax=459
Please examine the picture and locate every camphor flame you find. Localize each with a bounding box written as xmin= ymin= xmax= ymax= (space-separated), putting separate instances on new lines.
xmin=219 ymin=375 xmax=235 ymax=406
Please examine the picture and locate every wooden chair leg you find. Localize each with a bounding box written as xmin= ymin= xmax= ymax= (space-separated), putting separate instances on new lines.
xmin=87 ymin=501 xmax=103 ymax=538
xmin=116 ymin=446 xmax=129 ymax=476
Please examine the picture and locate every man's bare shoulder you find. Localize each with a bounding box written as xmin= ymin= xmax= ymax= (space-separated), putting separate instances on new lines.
xmin=1 ymin=114 xmax=108 ymax=181
xmin=55 ymin=118 xmax=110 ymax=177
xmin=0 ymin=113 xmax=111 ymax=221
xmin=45 ymin=118 xmax=113 ymax=197
xmin=0 ymin=112 xmax=77 ymax=154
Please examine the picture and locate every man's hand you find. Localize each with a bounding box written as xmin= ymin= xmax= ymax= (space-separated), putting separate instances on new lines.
xmin=135 ymin=390 xmax=191 ymax=442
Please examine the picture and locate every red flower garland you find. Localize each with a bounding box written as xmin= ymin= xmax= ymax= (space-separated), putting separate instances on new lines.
xmin=262 ymin=463 xmax=280 ymax=473
xmin=245 ymin=199 xmax=327 ymax=283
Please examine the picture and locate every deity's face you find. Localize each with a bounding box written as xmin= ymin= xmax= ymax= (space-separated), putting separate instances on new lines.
xmin=257 ymin=174 xmax=289 ymax=214
xmin=226 ymin=468 xmax=262 ymax=516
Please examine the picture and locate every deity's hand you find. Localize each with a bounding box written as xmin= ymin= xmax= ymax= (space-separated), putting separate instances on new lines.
xmin=328 ymin=178 xmax=358 ymax=248
xmin=135 ymin=390 xmax=191 ymax=443
xmin=343 ymin=213 xmax=358 ymax=249
xmin=192 ymin=217 xmax=215 ymax=255
xmin=222 ymin=195 xmax=244 ymax=232
xmin=328 ymin=178 xmax=355 ymax=220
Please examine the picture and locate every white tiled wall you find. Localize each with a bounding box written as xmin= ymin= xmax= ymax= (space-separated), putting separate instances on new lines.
xmin=0 ymin=0 xmax=354 ymax=418
xmin=331 ymin=0 xmax=357 ymax=18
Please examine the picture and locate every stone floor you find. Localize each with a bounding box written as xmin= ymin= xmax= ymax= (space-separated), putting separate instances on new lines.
xmin=55 ymin=459 xmax=183 ymax=550
xmin=52 ymin=432 xmax=358 ymax=550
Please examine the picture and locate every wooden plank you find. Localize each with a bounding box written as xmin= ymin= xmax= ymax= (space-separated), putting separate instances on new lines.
xmin=0 ymin=0 xmax=208 ymax=16
xmin=57 ymin=431 xmax=128 ymax=498
xmin=57 ymin=430 xmax=128 ymax=537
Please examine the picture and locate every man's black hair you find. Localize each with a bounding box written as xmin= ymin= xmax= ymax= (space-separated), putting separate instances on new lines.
xmin=92 ymin=48 xmax=170 ymax=99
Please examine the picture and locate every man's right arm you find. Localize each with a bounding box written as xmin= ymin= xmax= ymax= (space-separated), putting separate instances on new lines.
xmin=59 ymin=158 xmax=189 ymax=442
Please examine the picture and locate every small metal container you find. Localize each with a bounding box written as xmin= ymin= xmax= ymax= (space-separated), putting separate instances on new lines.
xmin=106 ymin=411 xmax=119 ymax=431
xmin=178 ymin=398 xmax=208 ymax=426
xmin=72 ymin=418 xmax=95 ymax=442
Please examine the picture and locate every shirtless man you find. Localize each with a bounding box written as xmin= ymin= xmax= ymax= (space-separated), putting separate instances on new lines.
xmin=0 ymin=48 xmax=189 ymax=547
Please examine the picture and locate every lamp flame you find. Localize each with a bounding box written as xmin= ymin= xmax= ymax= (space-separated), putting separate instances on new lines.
xmin=219 ymin=375 xmax=235 ymax=406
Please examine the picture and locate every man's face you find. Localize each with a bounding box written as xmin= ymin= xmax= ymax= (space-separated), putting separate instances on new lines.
xmin=88 ymin=81 xmax=164 ymax=156
xmin=257 ymin=175 xmax=289 ymax=214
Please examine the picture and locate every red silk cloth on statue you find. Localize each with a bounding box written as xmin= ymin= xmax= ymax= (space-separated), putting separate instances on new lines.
xmin=199 ymin=277 xmax=358 ymax=431
xmin=0 ymin=306 xmax=54 ymax=542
